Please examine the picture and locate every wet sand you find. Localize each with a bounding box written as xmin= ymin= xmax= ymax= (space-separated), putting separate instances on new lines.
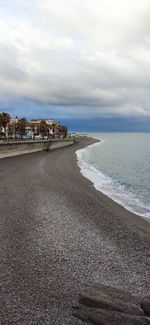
xmin=0 ymin=137 xmax=150 ymax=324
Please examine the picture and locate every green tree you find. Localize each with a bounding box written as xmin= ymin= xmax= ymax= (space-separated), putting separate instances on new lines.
xmin=0 ymin=112 xmax=10 ymax=139
xmin=51 ymin=122 xmax=57 ymax=139
xmin=56 ymin=125 xmax=68 ymax=139
xmin=0 ymin=114 xmax=2 ymax=128
xmin=17 ymin=118 xmax=27 ymax=140
xmin=56 ymin=124 xmax=62 ymax=139
xmin=29 ymin=123 xmax=35 ymax=140
xmin=39 ymin=120 xmax=48 ymax=139
xmin=61 ymin=126 xmax=68 ymax=138
xmin=0 ymin=114 xmax=2 ymax=135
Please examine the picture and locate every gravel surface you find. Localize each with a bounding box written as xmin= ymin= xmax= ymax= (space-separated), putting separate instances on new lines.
xmin=0 ymin=137 xmax=150 ymax=324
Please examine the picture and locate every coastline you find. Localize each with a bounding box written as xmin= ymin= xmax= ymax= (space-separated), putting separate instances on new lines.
xmin=76 ymin=137 xmax=150 ymax=222
xmin=1 ymin=136 xmax=150 ymax=324
xmin=75 ymin=137 xmax=150 ymax=234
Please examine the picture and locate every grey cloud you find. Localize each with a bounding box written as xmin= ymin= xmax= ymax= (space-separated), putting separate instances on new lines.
xmin=0 ymin=42 xmax=27 ymax=81
xmin=0 ymin=0 xmax=150 ymax=118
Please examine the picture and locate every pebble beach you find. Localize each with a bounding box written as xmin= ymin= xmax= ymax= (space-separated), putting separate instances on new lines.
xmin=0 ymin=136 xmax=150 ymax=324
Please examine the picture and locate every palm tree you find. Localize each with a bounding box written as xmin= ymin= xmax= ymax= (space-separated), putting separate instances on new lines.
xmin=47 ymin=126 xmax=50 ymax=139
xmin=0 ymin=112 xmax=10 ymax=140
xmin=17 ymin=118 xmax=27 ymax=140
xmin=13 ymin=116 xmax=18 ymax=140
xmin=56 ymin=124 xmax=62 ymax=139
xmin=56 ymin=125 xmax=68 ymax=139
xmin=28 ymin=122 xmax=35 ymax=140
xmin=61 ymin=126 xmax=68 ymax=138
xmin=51 ymin=122 xmax=57 ymax=139
xmin=39 ymin=120 xmax=48 ymax=140
xmin=0 ymin=114 xmax=2 ymax=137
xmin=0 ymin=114 xmax=2 ymax=129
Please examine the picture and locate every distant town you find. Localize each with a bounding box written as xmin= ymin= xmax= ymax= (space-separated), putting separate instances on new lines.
xmin=0 ymin=112 xmax=68 ymax=141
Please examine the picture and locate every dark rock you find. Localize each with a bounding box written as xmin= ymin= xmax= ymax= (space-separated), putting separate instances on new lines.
xmin=79 ymin=283 xmax=144 ymax=316
xmin=81 ymin=283 xmax=141 ymax=304
xmin=141 ymin=300 xmax=150 ymax=316
xmin=73 ymin=306 xmax=150 ymax=325
xmin=147 ymin=252 xmax=150 ymax=265
xmin=80 ymin=294 xmax=144 ymax=316
xmin=72 ymin=283 xmax=150 ymax=324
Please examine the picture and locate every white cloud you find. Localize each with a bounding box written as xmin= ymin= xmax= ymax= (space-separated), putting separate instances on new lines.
xmin=0 ymin=0 xmax=150 ymax=118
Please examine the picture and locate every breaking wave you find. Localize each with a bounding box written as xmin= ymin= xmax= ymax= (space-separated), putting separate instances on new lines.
xmin=76 ymin=142 xmax=150 ymax=219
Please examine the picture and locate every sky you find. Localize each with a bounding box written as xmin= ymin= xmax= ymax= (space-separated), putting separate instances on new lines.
xmin=0 ymin=0 xmax=150 ymax=131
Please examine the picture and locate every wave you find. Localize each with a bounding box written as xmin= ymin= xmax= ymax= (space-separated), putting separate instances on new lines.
xmin=76 ymin=142 xmax=150 ymax=219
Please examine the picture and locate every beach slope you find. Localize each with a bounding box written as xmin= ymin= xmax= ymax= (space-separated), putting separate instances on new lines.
xmin=0 ymin=137 xmax=150 ymax=324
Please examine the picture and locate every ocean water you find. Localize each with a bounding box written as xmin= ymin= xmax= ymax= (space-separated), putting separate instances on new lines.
xmin=76 ymin=133 xmax=150 ymax=219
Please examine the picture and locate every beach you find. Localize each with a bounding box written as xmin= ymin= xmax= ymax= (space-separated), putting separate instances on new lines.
xmin=0 ymin=136 xmax=150 ymax=324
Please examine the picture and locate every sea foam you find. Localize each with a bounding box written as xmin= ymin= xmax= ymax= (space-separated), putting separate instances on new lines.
xmin=76 ymin=141 xmax=150 ymax=219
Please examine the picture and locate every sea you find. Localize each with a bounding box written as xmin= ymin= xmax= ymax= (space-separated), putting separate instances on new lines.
xmin=76 ymin=133 xmax=150 ymax=219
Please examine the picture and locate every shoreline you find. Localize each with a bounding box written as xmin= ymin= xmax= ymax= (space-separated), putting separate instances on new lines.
xmin=1 ymin=136 xmax=150 ymax=324
xmin=84 ymin=138 xmax=150 ymax=227
xmin=76 ymin=137 xmax=150 ymax=223
xmin=75 ymin=137 xmax=150 ymax=235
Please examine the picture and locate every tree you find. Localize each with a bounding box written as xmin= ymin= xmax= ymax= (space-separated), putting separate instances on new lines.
xmin=39 ymin=120 xmax=48 ymax=140
xmin=51 ymin=122 xmax=57 ymax=139
xmin=0 ymin=114 xmax=2 ymax=129
xmin=61 ymin=126 xmax=68 ymax=138
xmin=47 ymin=125 xmax=51 ymax=139
xmin=17 ymin=118 xmax=27 ymax=140
xmin=28 ymin=123 xmax=35 ymax=140
xmin=0 ymin=114 xmax=2 ymax=135
xmin=0 ymin=112 xmax=10 ymax=139
xmin=56 ymin=124 xmax=62 ymax=139
xmin=56 ymin=125 xmax=68 ymax=139
xmin=13 ymin=116 xmax=18 ymax=140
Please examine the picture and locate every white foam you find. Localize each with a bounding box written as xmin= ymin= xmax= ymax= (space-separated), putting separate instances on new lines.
xmin=76 ymin=142 xmax=150 ymax=219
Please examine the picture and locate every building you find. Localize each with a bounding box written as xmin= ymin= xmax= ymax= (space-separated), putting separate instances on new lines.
xmin=30 ymin=119 xmax=56 ymax=136
xmin=30 ymin=120 xmax=42 ymax=133
xmin=7 ymin=117 xmax=19 ymax=139
xmin=0 ymin=117 xmax=59 ymax=140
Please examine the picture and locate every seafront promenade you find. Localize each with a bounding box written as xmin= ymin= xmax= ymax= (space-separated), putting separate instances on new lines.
xmin=0 ymin=138 xmax=74 ymax=159
xmin=0 ymin=137 xmax=150 ymax=324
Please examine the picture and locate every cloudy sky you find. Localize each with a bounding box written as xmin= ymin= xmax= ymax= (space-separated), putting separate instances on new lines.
xmin=0 ymin=0 xmax=150 ymax=130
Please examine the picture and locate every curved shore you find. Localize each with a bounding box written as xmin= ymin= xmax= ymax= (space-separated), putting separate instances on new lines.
xmin=0 ymin=136 xmax=150 ymax=324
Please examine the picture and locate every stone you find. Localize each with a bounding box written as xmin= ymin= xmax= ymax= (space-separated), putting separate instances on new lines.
xmin=72 ymin=283 xmax=150 ymax=324
xmin=79 ymin=283 xmax=144 ymax=316
xmin=141 ymin=300 xmax=150 ymax=316
xmin=73 ymin=306 xmax=150 ymax=325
